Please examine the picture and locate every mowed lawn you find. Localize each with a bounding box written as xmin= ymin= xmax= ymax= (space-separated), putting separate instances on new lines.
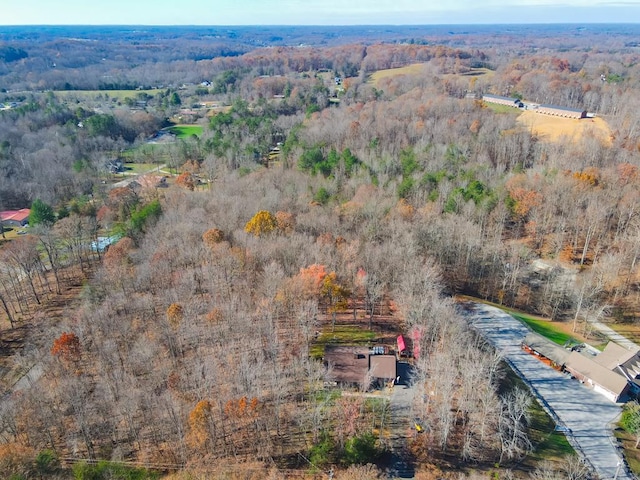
xmin=310 ymin=325 xmax=377 ymax=359
xmin=508 ymin=312 xmax=576 ymax=346
xmin=368 ymin=63 xmax=427 ymax=87
xmin=166 ymin=125 xmax=203 ymax=138
xmin=52 ymin=89 xmax=158 ymax=101
xmin=370 ymin=64 xmax=492 ymax=89
xmin=458 ymin=296 xmax=584 ymax=346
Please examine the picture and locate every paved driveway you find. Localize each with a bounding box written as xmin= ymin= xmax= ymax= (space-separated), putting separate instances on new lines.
xmin=461 ymin=302 xmax=631 ymax=480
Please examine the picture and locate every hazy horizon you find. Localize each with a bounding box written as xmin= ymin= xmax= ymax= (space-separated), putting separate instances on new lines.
xmin=2 ymin=0 xmax=640 ymax=26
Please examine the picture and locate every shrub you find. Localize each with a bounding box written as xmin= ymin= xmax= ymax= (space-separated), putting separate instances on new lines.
xmin=341 ymin=432 xmax=378 ymax=466
xmin=309 ymin=431 xmax=335 ymax=468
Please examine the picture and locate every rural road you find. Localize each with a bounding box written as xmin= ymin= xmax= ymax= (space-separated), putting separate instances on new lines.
xmin=387 ymin=362 xmax=416 ymax=479
xmin=592 ymin=320 xmax=640 ymax=352
xmin=460 ymin=302 xmax=631 ymax=480
xmin=110 ymin=164 xmax=167 ymax=189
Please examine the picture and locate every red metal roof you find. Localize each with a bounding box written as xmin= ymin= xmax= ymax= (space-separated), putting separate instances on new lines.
xmin=0 ymin=209 xmax=30 ymax=222
xmin=397 ymin=335 xmax=406 ymax=353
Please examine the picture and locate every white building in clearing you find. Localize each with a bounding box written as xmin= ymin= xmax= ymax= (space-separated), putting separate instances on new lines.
xmin=482 ymin=94 xmax=523 ymax=108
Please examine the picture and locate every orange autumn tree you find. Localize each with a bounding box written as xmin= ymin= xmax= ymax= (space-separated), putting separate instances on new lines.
xmin=202 ymin=228 xmax=225 ymax=248
xmin=187 ymin=400 xmax=213 ymax=452
xmin=51 ymin=332 xmax=81 ymax=362
xmin=275 ymin=211 xmax=295 ymax=234
xmin=224 ymin=396 xmax=259 ymax=419
xmin=244 ymin=210 xmax=277 ymax=237
xmin=505 ymin=174 xmax=543 ymax=221
xmin=296 ymin=264 xmax=329 ymax=298
xmin=176 ymin=172 xmax=195 ymax=191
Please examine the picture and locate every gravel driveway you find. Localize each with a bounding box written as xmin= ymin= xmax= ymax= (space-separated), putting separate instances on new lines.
xmin=461 ymin=302 xmax=631 ymax=480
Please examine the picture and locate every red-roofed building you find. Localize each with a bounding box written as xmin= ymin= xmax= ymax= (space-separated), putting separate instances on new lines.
xmin=1 ymin=209 xmax=30 ymax=227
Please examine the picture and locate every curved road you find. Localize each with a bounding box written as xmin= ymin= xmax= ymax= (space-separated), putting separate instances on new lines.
xmin=461 ymin=302 xmax=631 ymax=480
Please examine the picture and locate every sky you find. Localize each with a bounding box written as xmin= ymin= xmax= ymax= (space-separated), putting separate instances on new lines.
xmin=2 ymin=0 xmax=640 ymax=25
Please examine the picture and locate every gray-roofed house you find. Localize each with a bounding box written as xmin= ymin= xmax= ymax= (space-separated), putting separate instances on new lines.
xmin=564 ymin=351 xmax=630 ymax=402
xmin=482 ymin=94 xmax=523 ymax=108
xmin=523 ymin=334 xmax=637 ymax=402
xmin=536 ymin=104 xmax=587 ymax=119
xmin=593 ymin=342 xmax=640 ymax=395
xmin=324 ymin=345 xmax=397 ymax=389
xmin=522 ymin=332 xmax=571 ymax=366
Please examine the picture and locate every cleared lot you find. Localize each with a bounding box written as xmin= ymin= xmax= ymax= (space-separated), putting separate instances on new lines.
xmin=461 ymin=302 xmax=630 ymax=480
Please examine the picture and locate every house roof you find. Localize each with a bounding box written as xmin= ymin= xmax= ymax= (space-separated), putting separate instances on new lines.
xmin=0 ymin=209 xmax=30 ymax=222
xmin=136 ymin=175 xmax=167 ymax=189
xmin=523 ymin=332 xmax=571 ymax=365
xmin=565 ymin=351 xmax=629 ymax=397
xmin=593 ymin=342 xmax=639 ymax=370
xmin=324 ymin=346 xmax=398 ymax=384
xmin=483 ymin=94 xmax=520 ymax=102
xmin=538 ymin=104 xmax=586 ymax=113
xmin=324 ymin=346 xmax=370 ymax=384
xmin=369 ymin=355 xmax=397 ymax=380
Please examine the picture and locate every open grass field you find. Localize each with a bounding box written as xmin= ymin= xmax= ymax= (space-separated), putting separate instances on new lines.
xmin=458 ymin=296 xmax=594 ymax=346
xmin=509 ymin=312 xmax=577 ymax=346
xmin=52 ymin=89 xmax=158 ymax=101
xmin=310 ymin=325 xmax=377 ymax=359
xmin=166 ymin=125 xmax=203 ymax=138
xmin=0 ymin=226 xmax=27 ymax=242
xmin=369 ymin=64 xmax=493 ymax=88
xmin=368 ymin=63 xmax=427 ymax=87
xmin=607 ymin=321 xmax=640 ymax=345
xmin=485 ymin=103 xmax=522 ymax=114
xmin=122 ymin=143 xmax=171 ymax=163
xmin=121 ymin=162 xmax=162 ymax=174
xmin=517 ymin=111 xmax=612 ymax=145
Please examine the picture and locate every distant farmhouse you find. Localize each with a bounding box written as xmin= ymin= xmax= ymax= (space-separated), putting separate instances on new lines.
xmin=523 ymin=334 xmax=640 ymax=403
xmin=105 ymin=158 xmax=124 ymax=174
xmin=129 ymin=175 xmax=168 ymax=192
xmin=482 ymin=94 xmax=524 ymax=108
xmin=0 ymin=209 xmax=30 ymax=227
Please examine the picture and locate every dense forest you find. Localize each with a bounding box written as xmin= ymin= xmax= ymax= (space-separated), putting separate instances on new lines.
xmin=1 ymin=24 xmax=640 ymax=479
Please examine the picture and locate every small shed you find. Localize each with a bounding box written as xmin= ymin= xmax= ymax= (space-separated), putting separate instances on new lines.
xmin=397 ymin=335 xmax=406 ymax=355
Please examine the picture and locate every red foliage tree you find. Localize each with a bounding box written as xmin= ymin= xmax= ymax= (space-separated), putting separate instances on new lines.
xmin=51 ymin=332 xmax=81 ymax=362
xmin=176 ymin=172 xmax=195 ymax=191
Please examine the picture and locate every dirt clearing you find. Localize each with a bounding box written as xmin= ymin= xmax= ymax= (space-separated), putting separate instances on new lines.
xmin=517 ymin=110 xmax=612 ymax=145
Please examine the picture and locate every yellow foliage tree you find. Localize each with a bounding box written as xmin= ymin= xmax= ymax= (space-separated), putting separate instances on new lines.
xmin=321 ymin=272 xmax=351 ymax=330
xmin=166 ymin=303 xmax=184 ymax=329
xmin=187 ymin=400 xmax=212 ymax=451
xmin=244 ymin=210 xmax=277 ymax=237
